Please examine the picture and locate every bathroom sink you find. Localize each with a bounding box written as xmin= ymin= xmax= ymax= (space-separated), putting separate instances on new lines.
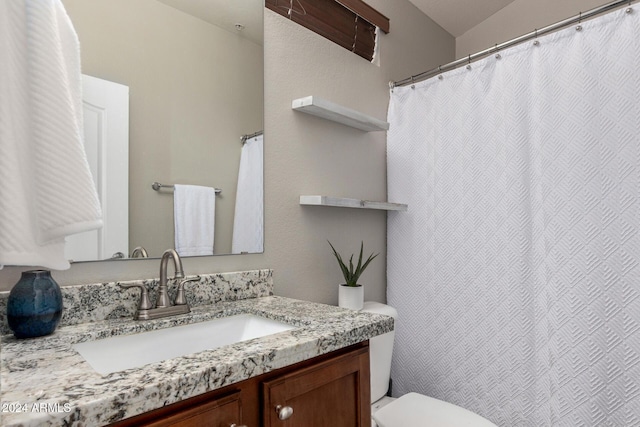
xmin=73 ymin=314 xmax=296 ymax=375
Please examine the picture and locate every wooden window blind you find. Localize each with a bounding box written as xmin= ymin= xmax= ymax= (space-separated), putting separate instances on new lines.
xmin=266 ymin=0 xmax=390 ymax=62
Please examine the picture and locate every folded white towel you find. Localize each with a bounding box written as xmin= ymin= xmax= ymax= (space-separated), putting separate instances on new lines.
xmin=0 ymin=0 xmax=103 ymax=270
xmin=174 ymin=185 xmax=215 ymax=257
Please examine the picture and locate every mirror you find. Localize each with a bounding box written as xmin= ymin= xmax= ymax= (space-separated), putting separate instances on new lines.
xmin=61 ymin=0 xmax=264 ymax=261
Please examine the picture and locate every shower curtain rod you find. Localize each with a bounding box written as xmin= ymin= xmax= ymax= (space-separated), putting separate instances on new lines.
xmin=390 ymin=0 xmax=636 ymax=88
xmin=241 ymin=130 xmax=263 ymax=144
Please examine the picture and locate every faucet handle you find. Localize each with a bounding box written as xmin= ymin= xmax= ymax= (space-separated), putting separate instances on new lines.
xmin=174 ymin=276 xmax=200 ymax=305
xmin=119 ymin=283 xmax=153 ymax=310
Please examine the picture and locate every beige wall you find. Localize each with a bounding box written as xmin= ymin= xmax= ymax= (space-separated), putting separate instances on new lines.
xmin=63 ymin=0 xmax=263 ymax=256
xmin=0 ymin=0 xmax=454 ymax=305
xmin=260 ymin=0 xmax=453 ymax=303
xmin=456 ymin=0 xmax=609 ymax=58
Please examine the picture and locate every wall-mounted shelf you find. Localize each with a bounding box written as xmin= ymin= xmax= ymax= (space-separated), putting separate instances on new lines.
xmin=292 ymin=96 xmax=390 ymax=132
xmin=300 ymin=195 xmax=407 ymax=211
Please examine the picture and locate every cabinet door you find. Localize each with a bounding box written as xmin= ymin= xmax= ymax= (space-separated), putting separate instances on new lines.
xmin=262 ymin=347 xmax=371 ymax=427
xmin=142 ymin=391 xmax=244 ymax=427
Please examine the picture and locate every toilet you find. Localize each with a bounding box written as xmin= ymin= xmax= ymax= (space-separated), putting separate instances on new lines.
xmin=363 ymin=302 xmax=497 ymax=427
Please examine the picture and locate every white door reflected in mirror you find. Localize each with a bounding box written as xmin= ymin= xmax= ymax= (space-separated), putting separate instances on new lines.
xmin=65 ymin=75 xmax=129 ymax=262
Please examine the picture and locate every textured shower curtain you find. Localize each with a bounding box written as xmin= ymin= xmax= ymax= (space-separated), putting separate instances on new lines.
xmin=387 ymin=8 xmax=640 ymax=426
xmin=232 ymin=134 xmax=263 ymax=254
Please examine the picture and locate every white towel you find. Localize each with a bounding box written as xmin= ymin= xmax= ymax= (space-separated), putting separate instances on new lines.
xmin=0 ymin=0 xmax=103 ymax=270
xmin=174 ymin=185 xmax=215 ymax=256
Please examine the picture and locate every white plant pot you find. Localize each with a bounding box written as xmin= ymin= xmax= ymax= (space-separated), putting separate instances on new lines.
xmin=338 ymin=284 xmax=364 ymax=310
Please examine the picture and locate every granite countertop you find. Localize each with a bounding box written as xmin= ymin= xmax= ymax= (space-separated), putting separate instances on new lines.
xmin=1 ymin=295 xmax=393 ymax=427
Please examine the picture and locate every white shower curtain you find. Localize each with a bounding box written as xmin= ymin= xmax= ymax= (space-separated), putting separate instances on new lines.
xmin=387 ymin=8 xmax=640 ymax=426
xmin=232 ymin=134 xmax=263 ymax=254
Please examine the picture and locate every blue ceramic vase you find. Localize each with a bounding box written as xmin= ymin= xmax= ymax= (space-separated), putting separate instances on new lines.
xmin=7 ymin=270 xmax=63 ymax=339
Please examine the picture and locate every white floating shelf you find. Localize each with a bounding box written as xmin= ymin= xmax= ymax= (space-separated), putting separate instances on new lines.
xmin=300 ymin=196 xmax=407 ymax=211
xmin=292 ymin=96 xmax=390 ymax=132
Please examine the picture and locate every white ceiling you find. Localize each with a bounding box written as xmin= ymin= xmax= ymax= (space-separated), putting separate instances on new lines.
xmin=407 ymin=0 xmax=518 ymax=37
xmin=157 ymin=0 xmax=264 ymax=45
xmin=157 ymin=0 xmax=518 ymax=45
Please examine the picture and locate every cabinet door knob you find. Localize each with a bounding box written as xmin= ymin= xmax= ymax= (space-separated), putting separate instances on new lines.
xmin=229 ymin=424 xmax=247 ymax=427
xmin=275 ymin=404 xmax=294 ymax=420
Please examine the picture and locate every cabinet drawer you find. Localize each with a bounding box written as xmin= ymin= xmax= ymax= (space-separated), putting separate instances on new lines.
xmin=129 ymin=391 xmax=243 ymax=427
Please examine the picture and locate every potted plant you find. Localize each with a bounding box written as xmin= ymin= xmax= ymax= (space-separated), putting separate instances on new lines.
xmin=328 ymin=241 xmax=379 ymax=310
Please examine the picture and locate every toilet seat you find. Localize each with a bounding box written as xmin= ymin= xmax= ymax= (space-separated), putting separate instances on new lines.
xmin=372 ymin=392 xmax=497 ymax=427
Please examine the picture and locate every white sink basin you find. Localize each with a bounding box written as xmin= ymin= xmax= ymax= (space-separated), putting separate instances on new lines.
xmin=73 ymin=314 xmax=296 ymax=375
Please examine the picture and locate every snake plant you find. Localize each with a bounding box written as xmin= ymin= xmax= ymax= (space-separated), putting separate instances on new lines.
xmin=328 ymin=241 xmax=379 ymax=287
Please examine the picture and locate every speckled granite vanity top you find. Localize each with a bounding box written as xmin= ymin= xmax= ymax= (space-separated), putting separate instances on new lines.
xmin=0 ymin=270 xmax=393 ymax=427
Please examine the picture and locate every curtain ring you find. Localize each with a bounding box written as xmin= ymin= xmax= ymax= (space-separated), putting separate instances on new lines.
xmin=494 ymin=44 xmax=501 ymax=59
xmin=576 ymin=12 xmax=583 ymax=31
xmin=466 ymin=55 xmax=472 ymax=70
xmin=533 ymin=29 xmax=540 ymax=46
xmin=411 ymin=76 xmax=415 ymax=89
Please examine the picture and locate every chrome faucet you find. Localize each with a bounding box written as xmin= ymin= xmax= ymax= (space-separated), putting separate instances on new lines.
xmin=157 ymin=249 xmax=184 ymax=308
xmin=119 ymin=249 xmax=199 ymax=321
xmin=130 ymin=246 xmax=149 ymax=258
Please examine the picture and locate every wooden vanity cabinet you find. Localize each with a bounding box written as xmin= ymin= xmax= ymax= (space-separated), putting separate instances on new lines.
xmin=109 ymin=342 xmax=370 ymax=427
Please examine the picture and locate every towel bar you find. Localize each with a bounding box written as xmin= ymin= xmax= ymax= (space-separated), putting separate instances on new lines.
xmin=152 ymin=182 xmax=222 ymax=194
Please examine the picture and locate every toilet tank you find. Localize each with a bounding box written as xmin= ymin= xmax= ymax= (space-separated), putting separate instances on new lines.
xmin=362 ymin=302 xmax=398 ymax=402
